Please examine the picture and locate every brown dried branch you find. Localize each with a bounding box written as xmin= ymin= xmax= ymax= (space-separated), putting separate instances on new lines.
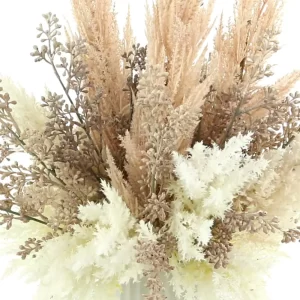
xmin=136 ymin=239 xmax=173 ymax=300
xmin=139 ymin=193 xmax=171 ymax=225
xmin=282 ymin=227 xmax=300 ymax=243
xmin=17 ymin=232 xmax=59 ymax=260
xmin=249 ymin=91 xmax=300 ymax=155
xmin=122 ymin=43 xmax=147 ymax=120
xmin=31 ymin=13 xmax=106 ymax=177
xmin=204 ymin=210 xmax=280 ymax=268
xmin=0 ymin=85 xmax=67 ymax=188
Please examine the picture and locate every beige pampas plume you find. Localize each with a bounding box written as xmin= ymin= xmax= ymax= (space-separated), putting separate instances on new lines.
xmin=123 ymin=5 xmax=135 ymax=54
xmin=72 ymin=0 xmax=132 ymax=169
xmin=146 ymin=0 xmax=216 ymax=107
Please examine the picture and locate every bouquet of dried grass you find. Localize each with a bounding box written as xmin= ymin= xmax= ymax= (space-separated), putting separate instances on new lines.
xmin=1 ymin=0 xmax=300 ymax=299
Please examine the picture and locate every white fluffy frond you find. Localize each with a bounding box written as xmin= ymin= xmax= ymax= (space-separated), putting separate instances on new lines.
xmin=136 ymin=220 xmax=158 ymax=242
xmin=170 ymin=200 xmax=213 ymax=261
xmin=1 ymin=77 xmax=47 ymax=132
xmin=78 ymin=201 xmax=103 ymax=223
xmin=172 ymin=133 xmax=269 ymax=218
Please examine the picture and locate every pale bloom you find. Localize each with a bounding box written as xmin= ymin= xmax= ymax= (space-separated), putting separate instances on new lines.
xmin=1 ymin=77 xmax=47 ymax=133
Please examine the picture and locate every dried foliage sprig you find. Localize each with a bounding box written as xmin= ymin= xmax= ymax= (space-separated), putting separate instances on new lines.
xmin=282 ymin=227 xmax=300 ymax=243
xmin=136 ymin=239 xmax=173 ymax=300
xmin=204 ymin=211 xmax=280 ymax=269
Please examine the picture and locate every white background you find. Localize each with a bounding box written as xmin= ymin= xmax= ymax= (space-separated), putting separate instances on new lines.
xmin=0 ymin=0 xmax=300 ymax=299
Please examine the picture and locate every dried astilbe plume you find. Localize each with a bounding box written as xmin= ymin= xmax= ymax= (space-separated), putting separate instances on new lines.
xmin=1 ymin=0 xmax=300 ymax=299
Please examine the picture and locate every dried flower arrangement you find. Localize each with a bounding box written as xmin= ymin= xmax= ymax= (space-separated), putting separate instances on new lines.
xmin=1 ymin=0 xmax=300 ymax=299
